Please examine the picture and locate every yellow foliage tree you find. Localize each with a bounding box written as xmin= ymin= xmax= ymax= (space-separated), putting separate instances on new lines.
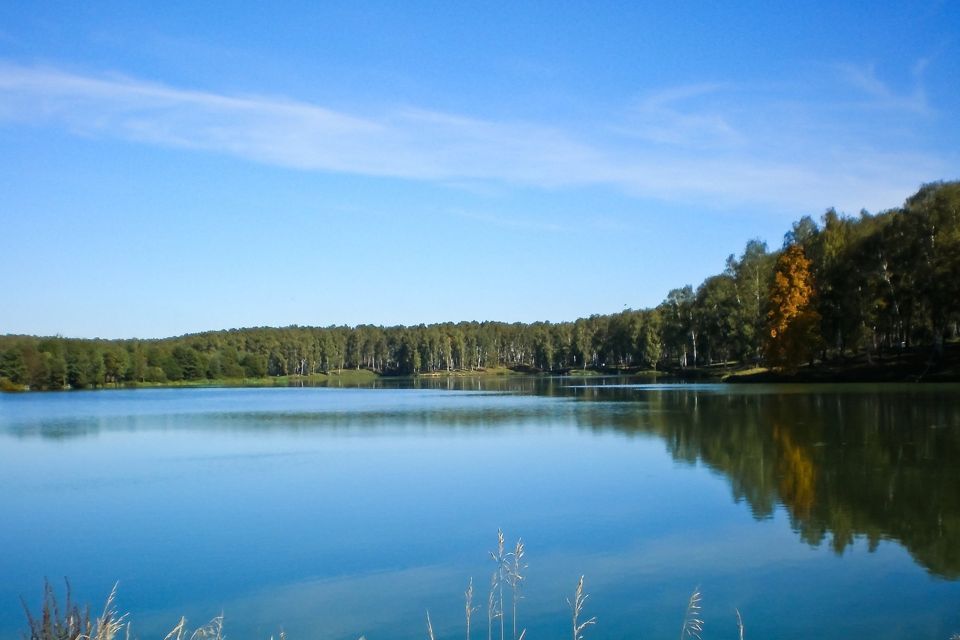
xmin=766 ymin=244 xmax=823 ymax=369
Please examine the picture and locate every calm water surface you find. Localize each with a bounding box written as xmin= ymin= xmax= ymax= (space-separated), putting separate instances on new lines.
xmin=1 ymin=380 xmax=959 ymax=639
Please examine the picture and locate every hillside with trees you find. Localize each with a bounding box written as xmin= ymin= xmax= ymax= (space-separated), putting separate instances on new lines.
xmin=2 ymin=181 xmax=958 ymax=390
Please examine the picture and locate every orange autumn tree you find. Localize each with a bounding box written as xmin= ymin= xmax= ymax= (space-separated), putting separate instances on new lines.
xmin=765 ymin=244 xmax=823 ymax=369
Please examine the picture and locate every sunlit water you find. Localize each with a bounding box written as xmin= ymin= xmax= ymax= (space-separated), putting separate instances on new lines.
xmin=1 ymin=380 xmax=959 ymax=639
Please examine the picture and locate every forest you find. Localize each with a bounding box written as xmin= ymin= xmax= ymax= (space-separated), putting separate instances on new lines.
xmin=1 ymin=181 xmax=958 ymax=391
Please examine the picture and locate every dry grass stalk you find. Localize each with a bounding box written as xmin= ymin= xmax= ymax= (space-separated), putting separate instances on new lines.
xmin=161 ymin=614 xmax=225 ymax=640
xmin=506 ymin=540 xmax=526 ymax=640
xmin=566 ymin=575 xmax=596 ymax=640
xmin=426 ymin=610 xmax=436 ymax=640
xmin=189 ymin=614 xmax=224 ymax=640
xmin=465 ymin=578 xmax=478 ymax=640
xmin=489 ymin=530 xmax=507 ymax=640
xmin=486 ymin=572 xmax=498 ymax=640
xmin=21 ymin=539 xmax=761 ymax=640
xmin=79 ymin=583 xmax=128 ymax=640
xmin=679 ymin=588 xmax=703 ymax=640
xmin=21 ymin=579 xmax=92 ymax=640
xmin=163 ymin=617 xmax=187 ymax=640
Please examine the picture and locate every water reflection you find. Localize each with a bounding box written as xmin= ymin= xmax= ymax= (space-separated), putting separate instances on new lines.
xmin=571 ymin=382 xmax=960 ymax=579
xmin=2 ymin=381 xmax=959 ymax=583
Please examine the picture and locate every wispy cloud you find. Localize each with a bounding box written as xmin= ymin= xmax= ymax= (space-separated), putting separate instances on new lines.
xmin=0 ymin=62 xmax=952 ymax=215
xmin=836 ymin=62 xmax=931 ymax=115
xmin=618 ymin=82 xmax=743 ymax=147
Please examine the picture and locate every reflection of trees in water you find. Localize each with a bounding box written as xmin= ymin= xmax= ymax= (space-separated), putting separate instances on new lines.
xmin=773 ymin=423 xmax=816 ymax=519
xmin=8 ymin=380 xmax=959 ymax=578
xmin=576 ymin=386 xmax=960 ymax=579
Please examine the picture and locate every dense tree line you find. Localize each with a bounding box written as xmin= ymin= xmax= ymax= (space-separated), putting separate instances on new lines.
xmin=2 ymin=181 xmax=957 ymax=390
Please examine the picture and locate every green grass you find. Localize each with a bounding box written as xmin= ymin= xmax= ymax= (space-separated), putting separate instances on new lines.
xmin=323 ymin=368 xmax=379 ymax=385
xmin=121 ymin=371 xmax=378 ymax=389
xmin=0 ymin=376 xmax=26 ymax=392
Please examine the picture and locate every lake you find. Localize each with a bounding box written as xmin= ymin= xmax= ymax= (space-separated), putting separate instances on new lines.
xmin=1 ymin=379 xmax=959 ymax=639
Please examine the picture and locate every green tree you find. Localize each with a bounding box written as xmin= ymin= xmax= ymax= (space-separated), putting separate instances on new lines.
xmin=0 ymin=346 xmax=26 ymax=384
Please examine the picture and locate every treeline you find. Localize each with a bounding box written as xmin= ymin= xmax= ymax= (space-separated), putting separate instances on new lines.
xmin=1 ymin=181 xmax=958 ymax=390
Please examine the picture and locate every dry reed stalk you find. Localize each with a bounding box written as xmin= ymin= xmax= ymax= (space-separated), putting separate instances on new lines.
xmin=489 ymin=530 xmax=507 ymax=640
xmin=161 ymin=614 xmax=224 ymax=640
xmin=735 ymin=608 xmax=744 ymax=640
xmin=679 ymin=588 xmax=703 ymax=640
xmin=487 ymin=572 xmax=498 ymax=640
xmin=465 ymin=577 xmax=478 ymax=640
xmin=81 ymin=583 xmax=128 ymax=640
xmin=426 ymin=610 xmax=436 ymax=640
xmin=189 ymin=614 xmax=224 ymax=640
xmin=506 ymin=539 xmax=526 ymax=640
xmin=566 ymin=575 xmax=596 ymax=640
xmin=21 ymin=579 xmax=92 ymax=640
xmin=163 ymin=617 xmax=187 ymax=640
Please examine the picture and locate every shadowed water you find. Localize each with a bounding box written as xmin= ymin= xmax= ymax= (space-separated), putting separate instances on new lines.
xmin=1 ymin=380 xmax=958 ymax=639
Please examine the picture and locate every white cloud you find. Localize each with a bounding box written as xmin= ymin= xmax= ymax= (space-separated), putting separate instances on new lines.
xmin=618 ymin=83 xmax=743 ymax=147
xmin=836 ymin=62 xmax=931 ymax=115
xmin=0 ymin=62 xmax=952 ymax=215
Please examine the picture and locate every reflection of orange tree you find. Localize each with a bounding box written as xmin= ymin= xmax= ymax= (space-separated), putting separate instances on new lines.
xmin=577 ymin=387 xmax=960 ymax=578
xmin=772 ymin=423 xmax=816 ymax=518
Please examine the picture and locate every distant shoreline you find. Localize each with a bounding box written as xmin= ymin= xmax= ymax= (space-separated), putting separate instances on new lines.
xmin=4 ymin=352 xmax=959 ymax=393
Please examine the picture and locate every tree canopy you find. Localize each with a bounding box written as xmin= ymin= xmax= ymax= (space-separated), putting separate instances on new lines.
xmin=2 ymin=181 xmax=958 ymax=390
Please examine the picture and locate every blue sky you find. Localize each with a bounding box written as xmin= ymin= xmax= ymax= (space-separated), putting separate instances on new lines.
xmin=1 ymin=1 xmax=958 ymax=339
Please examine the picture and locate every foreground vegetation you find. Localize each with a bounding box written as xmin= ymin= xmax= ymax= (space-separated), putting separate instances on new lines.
xmin=20 ymin=532 xmax=960 ymax=639
xmin=3 ymin=181 xmax=958 ymax=391
xmin=21 ymin=533 xmax=729 ymax=640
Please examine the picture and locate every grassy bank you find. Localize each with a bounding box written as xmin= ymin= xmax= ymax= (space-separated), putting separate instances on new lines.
xmin=1 ymin=366 xmax=536 ymax=392
xmin=414 ymin=365 xmax=520 ymax=378
xmin=721 ymin=343 xmax=960 ymax=383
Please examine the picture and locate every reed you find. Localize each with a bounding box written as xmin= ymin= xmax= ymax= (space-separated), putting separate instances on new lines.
xmin=83 ymin=584 xmax=128 ymax=640
xmin=566 ymin=575 xmax=596 ymax=640
xmin=506 ymin=540 xmax=526 ymax=640
xmin=21 ymin=580 xmax=90 ymax=640
xmin=47 ymin=535 xmax=951 ymax=640
xmin=679 ymin=588 xmax=704 ymax=640
xmin=425 ymin=611 xmax=435 ymax=640
xmin=160 ymin=615 xmax=226 ymax=640
xmin=488 ymin=530 xmax=507 ymax=640
xmin=485 ymin=572 xmax=497 ymax=640
xmin=464 ymin=578 xmax=477 ymax=640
